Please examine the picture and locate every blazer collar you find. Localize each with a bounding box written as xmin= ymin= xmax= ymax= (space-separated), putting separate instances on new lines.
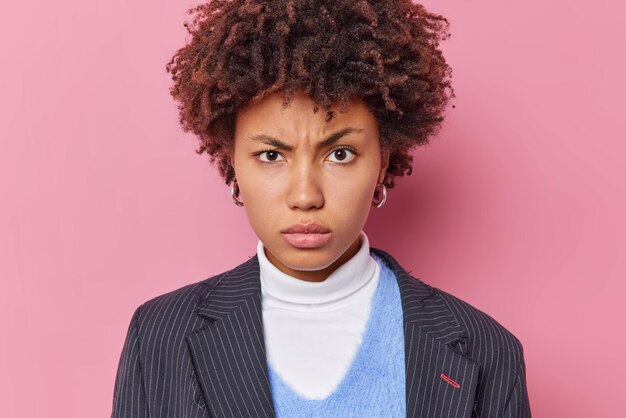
xmin=185 ymin=247 xmax=479 ymax=418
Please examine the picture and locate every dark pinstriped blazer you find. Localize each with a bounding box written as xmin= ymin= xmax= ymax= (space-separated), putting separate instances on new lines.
xmin=112 ymin=247 xmax=531 ymax=418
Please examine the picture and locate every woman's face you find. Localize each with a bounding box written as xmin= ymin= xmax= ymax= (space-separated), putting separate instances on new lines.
xmin=232 ymin=90 xmax=389 ymax=282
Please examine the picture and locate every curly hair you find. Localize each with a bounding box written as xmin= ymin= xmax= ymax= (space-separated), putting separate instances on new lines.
xmin=165 ymin=0 xmax=454 ymax=189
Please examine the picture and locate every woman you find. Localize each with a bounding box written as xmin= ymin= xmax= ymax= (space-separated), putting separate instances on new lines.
xmin=112 ymin=1 xmax=531 ymax=417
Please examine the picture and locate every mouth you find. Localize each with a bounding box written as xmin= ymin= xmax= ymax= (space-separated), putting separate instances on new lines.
xmin=281 ymin=232 xmax=332 ymax=249
xmin=281 ymin=222 xmax=331 ymax=234
xmin=280 ymin=222 xmax=332 ymax=249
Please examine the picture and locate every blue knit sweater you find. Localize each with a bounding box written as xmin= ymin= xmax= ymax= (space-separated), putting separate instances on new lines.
xmin=267 ymin=254 xmax=406 ymax=417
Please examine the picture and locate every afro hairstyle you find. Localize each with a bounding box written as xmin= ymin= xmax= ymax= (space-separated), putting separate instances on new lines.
xmin=165 ymin=0 xmax=454 ymax=189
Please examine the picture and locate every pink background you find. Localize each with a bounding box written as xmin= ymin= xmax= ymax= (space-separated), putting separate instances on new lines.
xmin=1 ymin=1 xmax=624 ymax=417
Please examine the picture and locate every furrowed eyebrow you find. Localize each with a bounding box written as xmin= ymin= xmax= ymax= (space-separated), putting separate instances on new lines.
xmin=245 ymin=127 xmax=363 ymax=151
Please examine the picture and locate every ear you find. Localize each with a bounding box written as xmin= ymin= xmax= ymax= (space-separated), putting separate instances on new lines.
xmin=378 ymin=148 xmax=390 ymax=184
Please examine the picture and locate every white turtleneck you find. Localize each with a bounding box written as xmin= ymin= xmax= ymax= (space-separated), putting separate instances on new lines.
xmin=257 ymin=230 xmax=381 ymax=400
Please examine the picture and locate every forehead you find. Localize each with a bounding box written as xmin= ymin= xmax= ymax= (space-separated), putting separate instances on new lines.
xmin=235 ymin=90 xmax=378 ymax=134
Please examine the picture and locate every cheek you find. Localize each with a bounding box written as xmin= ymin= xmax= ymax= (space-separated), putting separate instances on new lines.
xmin=239 ymin=175 xmax=283 ymax=229
xmin=325 ymin=174 xmax=376 ymax=216
xmin=235 ymin=156 xmax=278 ymax=200
xmin=241 ymin=172 xmax=282 ymax=202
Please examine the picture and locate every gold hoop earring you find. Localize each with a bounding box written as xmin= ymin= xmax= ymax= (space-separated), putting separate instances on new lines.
xmin=372 ymin=183 xmax=387 ymax=208
xmin=231 ymin=179 xmax=244 ymax=207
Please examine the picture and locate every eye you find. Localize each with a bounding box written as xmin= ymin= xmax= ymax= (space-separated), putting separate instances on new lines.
xmin=256 ymin=150 xmax=285 ymax=163
xmin=326 ymin=147 xmax=357 ymax=164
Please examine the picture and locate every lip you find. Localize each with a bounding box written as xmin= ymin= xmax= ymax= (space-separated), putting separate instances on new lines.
xmin=281 ymin=232 xmax=332 ymax=249
xmin=281 ymin=222 xmax=331 ymax=234
xmin=281 ymin=222 xmax=332 ymax=249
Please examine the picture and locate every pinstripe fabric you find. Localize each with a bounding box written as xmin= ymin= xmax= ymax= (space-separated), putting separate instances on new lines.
xmin=112 ymin=247 xmax=530 ymax=418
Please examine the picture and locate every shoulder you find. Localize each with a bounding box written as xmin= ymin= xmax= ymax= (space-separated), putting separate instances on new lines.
xmin=373 ymin=246 xmax=524 ymax=363
xmin=129 ymin=261 xmax=242 ymax=338
xmin=433 ymin=285 xmax=525 ymax=369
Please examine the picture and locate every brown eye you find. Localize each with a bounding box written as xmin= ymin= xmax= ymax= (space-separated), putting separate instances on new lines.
xmin=335 ymin=149 xmax=347 ymax=160
xmin=258 ymin=150 xmax=284 ymax=163
xmin=326 ymin=147 xmax=356 ymax=164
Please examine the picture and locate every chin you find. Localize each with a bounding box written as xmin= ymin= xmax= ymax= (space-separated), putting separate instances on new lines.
xmin=279 ymin=247 xmax=338 ymax=272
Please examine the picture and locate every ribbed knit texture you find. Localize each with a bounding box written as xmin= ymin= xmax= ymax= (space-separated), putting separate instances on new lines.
xmin=267 ymin=253 xmax=406 ymax=417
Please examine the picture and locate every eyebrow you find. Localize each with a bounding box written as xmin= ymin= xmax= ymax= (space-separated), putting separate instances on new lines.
xmin=244 ymin=127 xmax=364 ymax=151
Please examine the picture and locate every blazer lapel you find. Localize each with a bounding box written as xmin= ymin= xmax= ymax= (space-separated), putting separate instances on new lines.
xmin=371 ymin=247 xmax=480 ymax=418
xmin=185 ymin=256 xmax=275 ymax=418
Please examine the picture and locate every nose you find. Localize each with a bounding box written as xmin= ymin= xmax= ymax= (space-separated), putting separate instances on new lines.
xmin=286 ymin=163 xmax=324 ymax=211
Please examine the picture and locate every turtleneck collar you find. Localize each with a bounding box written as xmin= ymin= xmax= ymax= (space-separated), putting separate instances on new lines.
xmin=257 ymin=230 xmax=378 ymax=310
